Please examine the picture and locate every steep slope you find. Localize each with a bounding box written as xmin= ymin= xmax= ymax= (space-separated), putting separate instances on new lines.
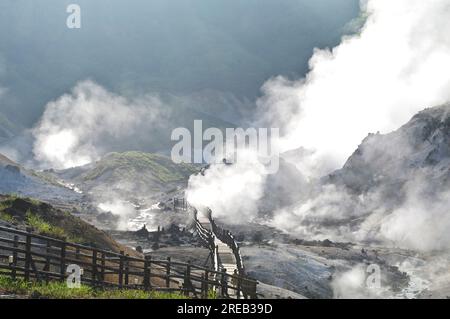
xmin=0 ymin=195 xmax=131 ymax=253
xmin=0 ymin=153 xmax=82 ymax=204
xmin=0 ymin=153 xmax=15 ymax=166
xmin=54 ymin=152 xmax=199 ymax=199
xmin=275 ymin=104 xmax=450 ymax=250
xmin=327 ymin=104 xmax=450 ymax=193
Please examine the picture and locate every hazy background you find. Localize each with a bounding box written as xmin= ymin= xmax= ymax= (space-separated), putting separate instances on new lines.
xmin=0 ymin=0 xmax=359 ymax=130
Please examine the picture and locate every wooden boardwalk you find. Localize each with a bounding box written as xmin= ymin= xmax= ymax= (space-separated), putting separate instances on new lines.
xmin=173 ymin=198 xmax=257 ymax=298
xmin=197 ymin=212 xmax=238 ymax=277
xmin=195 ymin=210 xmax=246 ymax=298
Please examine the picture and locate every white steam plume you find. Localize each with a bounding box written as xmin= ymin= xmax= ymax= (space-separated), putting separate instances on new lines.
xmin=32 ymin=80 xmax=167 ymax=169
xmin=257 ymin=0 xmax=450 ymax=176
xmin=98 ymin=200 xmax=137 ymax=231
xmin=186 ymin=1 xmax=450 ymax=238
xmin=379 ymin=186 xmax=450 ymax=252
xmin=331 ymin=264 xmax=390 ymax=299
xmin=272 ymin=173 xmax=450 ymax=251
xmin=186 ymin=150 xmax=268 ymax=224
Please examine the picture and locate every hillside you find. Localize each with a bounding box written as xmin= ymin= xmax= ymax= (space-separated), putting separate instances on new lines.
xmin=327 ymin=103 xmax=450 ymax=193
xmin=0 ymin=153 xmax=82 ymax=204
xmin=282 ymin=104 xmax=450 ymax=249
xmin=54 ymin=152 xmax=199 ymax=199
xmin=0 ymin=195 xmax=129 ymax=253
xmin=0 ymin=153 xmax=15 ymax=166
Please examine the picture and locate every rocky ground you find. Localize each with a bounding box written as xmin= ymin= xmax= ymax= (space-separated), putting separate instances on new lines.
xmin=102 ymin=212 xmax=434 ymax=299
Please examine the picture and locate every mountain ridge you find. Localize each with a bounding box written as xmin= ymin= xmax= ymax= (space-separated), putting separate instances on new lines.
xmin=327 ymin=103 xmax=450 ymax=193
xmin=0 ymin=152 xmax=82 ymax=204
xmin=52 ymin=151 xmax=199 ymax=200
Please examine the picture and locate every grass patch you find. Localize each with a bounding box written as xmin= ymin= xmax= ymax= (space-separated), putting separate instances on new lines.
xmin=207 ymin=289 xmax=218 ymax=299
xmin=32 ymin=281 xmax=94 ymax=299
xmin=0 ymin=211 xmax=16 ymax=223
xmin=25 ymin=210 xmax=84 ymax=243
xmin=26 ymin=210 xmax=67 ymax=239
xmin=0 ymin=200 xmax=16 ymax=223
xmin=0 ymin=276 xmax=95 ymax=298
xmin=98 ymin=289 xmax=187 ymax=299
xmin=0 ymin=276 xmax=188 ymax=299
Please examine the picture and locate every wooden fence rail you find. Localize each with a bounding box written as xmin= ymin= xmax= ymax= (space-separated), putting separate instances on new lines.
xmin=208 ymin=213 xmax=246 ymax=275
xmin=0 ymin=225 xmax=257 ymax=299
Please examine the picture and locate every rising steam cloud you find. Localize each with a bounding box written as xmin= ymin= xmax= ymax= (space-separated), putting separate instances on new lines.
xmin=187 ymin=0 xmax=450 ymax=251
xmin=257 ymin=0 xmax=450 ymax=176
xmin=32 ymin=80 xmax=167 ymax=169
xmin=27 ymin=1 xmax=450 ymax=251
xmin=186 ymin=150 xmax=268 ymax=223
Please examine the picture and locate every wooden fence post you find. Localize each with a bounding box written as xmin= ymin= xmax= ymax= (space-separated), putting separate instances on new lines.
xmin=220 ymin=268 xmax=228 ymax=297
xmin=11 ymin=235 xmax=18 ymax=280
xmin=184 ymin=261 xmax=191 ymax=296
xmin=45 ymin=241 xmax=51 ymax=283
xmin=200 ymin=273 xmax=206 ymax=299
xmin=237 ymin=276 xmax=241 ymax=299
xmin=92 ymin=249 xmax=98 ymax=285
xmin=24 ymin=229 xmax=32 ymax=281
xmin=100 ymin=253 xmax=106 ymax=282
xmin=204 ymin=270 xmax=209 ymax=298
xmin=60 ymin=241 xmax=66 ymax=282
xmin=118 ymin=251 xmax=124 ymax=288
xmin=166 ymin=257 xmax=171 ymax=288
xmin=144 ymin=255 xmax=151 ymax=290
xmin=125 ymin=254 xmax=129 ymax=286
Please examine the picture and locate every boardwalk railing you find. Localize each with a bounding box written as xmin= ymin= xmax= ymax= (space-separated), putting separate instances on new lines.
xmin=173 ymin=200 xmax=220 ymax=273
xmin=193 ymin=211 xmax=215 ymax=252
xmin=207 ymin=211 xmax=245 ymax=275
xmin=0 ymin=225 xmax=257 ymax=299
xmin=173 ymin=198 xmax=257 ymax=297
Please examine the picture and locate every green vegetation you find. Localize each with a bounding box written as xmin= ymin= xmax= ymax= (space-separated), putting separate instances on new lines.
xmin=0 ymin=195 xmax=117 ymax=248
xmin=0 ymin=211 xmax=15 ymax=223
xmin=82 ymin=151 xmax=198 ymax=184
xmin=207 ymin=289 xmax=218 ymax=299
xmin=99 ymin=289 xmax=188 ymax=300
xmin=26 ymin=210 xmax=66 ymax=239
xmin=25 ymin=210 xmax=84 ymax=243
xmin=0 ymin=276 xmax=187 ymax=299
xmin=0 ymin=275 xmax=93 ymax=298
xmin=0 ymin=199 xmax=16 ymax=223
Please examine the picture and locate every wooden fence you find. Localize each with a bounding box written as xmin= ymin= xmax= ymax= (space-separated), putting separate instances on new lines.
xmin=0 ymin=225 xmax=258 ymax=299
xmin=208 ymin=211 xmax=245 ymax=275
xmin=173 ymin=199 xmax=256 ymax=296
